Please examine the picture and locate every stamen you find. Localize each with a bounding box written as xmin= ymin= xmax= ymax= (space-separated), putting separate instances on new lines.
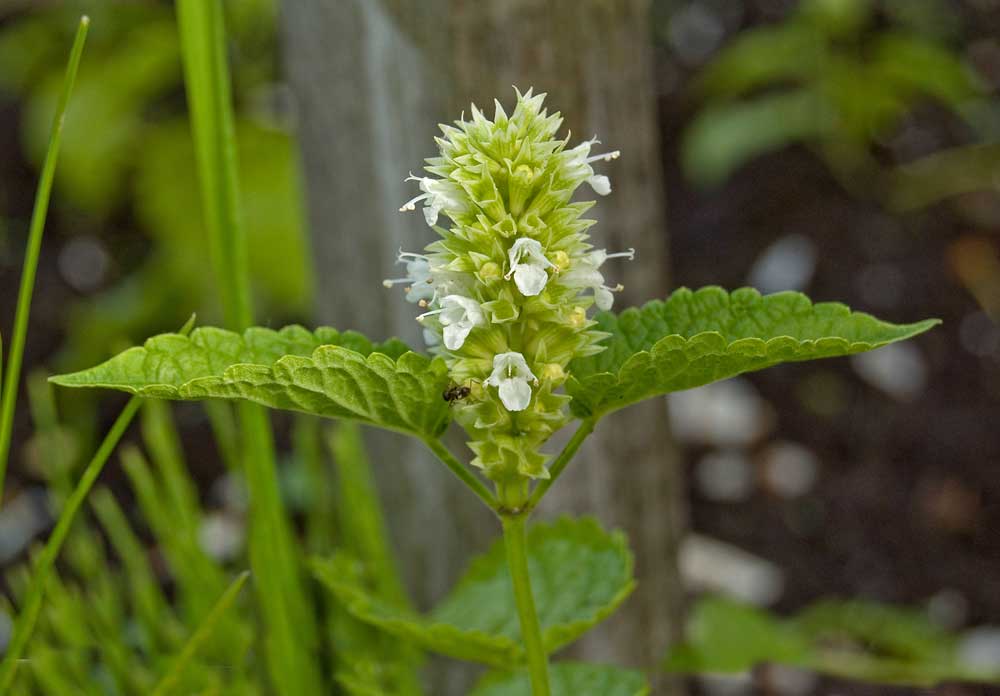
xmin=605 ymin=248 xmax=635 ymax=261
xmin=399 ymin=193 xmax=430 ymax=212
xmin=416 ymin=307 xmax=444 ymax=321
xmin=382 ymin=278 xmax=411 ymax=287
xmin=585 ymin=150 xmax=620 ymax=164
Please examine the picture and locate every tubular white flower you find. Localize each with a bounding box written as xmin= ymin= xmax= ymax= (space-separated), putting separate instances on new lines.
xmin=438 ymin=295 xmax=485 ymax=350
xmin=485 ymin=352 xmax=537 ymax=412
xmin=561 ymin=248 xmax=634 ymax=310
xmin=382 ymin=251 xmax=435 ymax=304
xmin=505 ymin=238 xmax=554 ymax=296
xmin=566 ymin=137 xmax=620 ymax=196
xmin=399 ymin=173 xmax=469 ymax=227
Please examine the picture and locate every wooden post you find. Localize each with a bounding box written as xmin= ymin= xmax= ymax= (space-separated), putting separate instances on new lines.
xmin=281 ymin=1 xmax=685 ymax=690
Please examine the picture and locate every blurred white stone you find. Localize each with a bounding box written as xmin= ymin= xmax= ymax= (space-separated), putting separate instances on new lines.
xmin=696 ymin=450 xmax=754 ymax=502
xmin=747 ymin=235 xmax=817 ymax=294
xmin=57 ymin=235 xmax=110 ymax=293
xmin=927 ymin=588 xmax=969 ymax=630
xmin=0 ymin=488 xmax=50 ymax=564
xmin=958 ymin=626 xmax=1000 ymax=674
xmin=669 ymin=378 xmax=772 ymax=447
xmin=850 ymin=342 xmax=927 ymax=401
xmin=765 ymin=664 xmax=818 ymax=696
xmin=760 ymin=441 xmax=820 ymax=499
xmin=668 ymin=3 xmax=725 ymax=65
xmin=199 ymin=513 xmax=245 ymax=562
xmin=680 ymin=533 xmax=784 ymax=606
xmin=698 ymin=672 xmax=753 ymax=696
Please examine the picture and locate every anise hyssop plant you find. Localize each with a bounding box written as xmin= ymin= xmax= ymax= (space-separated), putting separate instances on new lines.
xmin=53 ymin=89 xmax=937 ymax=695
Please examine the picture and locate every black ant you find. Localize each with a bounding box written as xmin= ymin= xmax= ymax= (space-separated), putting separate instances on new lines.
xmin=442 ymin=379 xmax=476 ymax=404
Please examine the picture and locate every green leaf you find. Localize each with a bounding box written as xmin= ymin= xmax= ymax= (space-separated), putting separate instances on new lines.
xmin=313 ymin=553 xmax=520 ymax=668
xmin=50 ymin=325 xmax=449 ymax=438
xmin=666 ymin=596 xmax=1000 ymax=686
xmin=681 ymin=89 xmax=835 ymax=187
xmin=471 ymin=662 xmax=649 ymax=696
xmin=567 ymin=287 xmax=939 ymax=419
xmin=432 ymin=517 xmax=634 ymax=655
xmin=664 ymin=597 xmax=813 ymax=674
xmin=312 ymin=517 xmax=634 ymax=668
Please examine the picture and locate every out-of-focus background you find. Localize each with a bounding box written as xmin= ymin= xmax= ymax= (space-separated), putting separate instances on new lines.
xmin=1 ymin=0 xmax=999 ymax=694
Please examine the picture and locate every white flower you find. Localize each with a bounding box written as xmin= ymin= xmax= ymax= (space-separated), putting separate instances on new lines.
xmin=485 ymin=352 xmax=537 ymax=411
xmin=565 ymin=137 xmax=620 ymax=196
xmin=427 ymin=295 xmax=486 ymax=350
xmin=505 ymin=238 xmax=554 ymax=296
xmin=399 ymin=173 xmax=469 ymax=226
xmin=382 ymin=251 xmax=436 ymax=304
xmin=561 ymin=248 xmax=634 ymax=310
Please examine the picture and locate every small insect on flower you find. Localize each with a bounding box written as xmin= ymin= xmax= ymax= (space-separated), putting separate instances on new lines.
xmin=442 ymin=381 xmax=473 ymax=404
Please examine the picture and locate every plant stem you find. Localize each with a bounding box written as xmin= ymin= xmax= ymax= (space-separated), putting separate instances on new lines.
xmin=0 ymin=395 xmax=140 ymax=690
xmin=424 ymin=437 xmax=499 ymax=510
xmin=175 ymin=2 xmax=319 ymax=691
xmin=0 ymin=16 xmax=89 ymax=502
xmin=526 ymin=418 xmax=595 ymax=511
xmin=502 ymin=514 xmax=551 ymax=696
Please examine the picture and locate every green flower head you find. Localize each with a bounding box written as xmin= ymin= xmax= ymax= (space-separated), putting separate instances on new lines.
xmin=386 ymin=88 xmax=633 ymax=485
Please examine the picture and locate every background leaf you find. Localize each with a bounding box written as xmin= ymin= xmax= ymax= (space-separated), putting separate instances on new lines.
xmin=665 ymin=596 xmax=1000 ymax=686
xmin=471 ymin=662 xmax=649 ymax=696
xmin=567 ymin=286 xmax=938 ymax=418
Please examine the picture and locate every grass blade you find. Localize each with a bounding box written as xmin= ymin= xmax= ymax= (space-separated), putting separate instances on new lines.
xmin=174 ymin=2 xmax=320 ymax=692
xmin=0 ymin=396 xmax=141 ymax=691
xmin=150 ymin=571 xmax=250 ymax=696
xmin=0 ymin=15 xmax=90 ymax=501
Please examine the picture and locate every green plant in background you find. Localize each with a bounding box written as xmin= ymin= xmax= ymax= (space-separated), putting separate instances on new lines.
xmin=666 ymin=595 xmax=1000 ymax=686
xmin=0 ymin=0 xmax=311 ymax=369
xmin=681 ymin=0 xmax=985 ymax=191
xmin=51 ymin=83 xmax=939 ymax=695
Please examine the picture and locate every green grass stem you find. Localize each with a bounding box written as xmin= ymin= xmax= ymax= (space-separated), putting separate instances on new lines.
xmin=0 ymin=16 xmax=90 ymax=502
xmin=0 ymin=395 xmax=141 ymax=691
xmin=174 ymin=2 xmax=319 ymax=692
xmin=150 ymin=571 xmax=250 ymax=696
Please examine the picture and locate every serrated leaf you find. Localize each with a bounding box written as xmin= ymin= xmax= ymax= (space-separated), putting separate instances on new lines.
xmin=567 ymin=287 xmax=938 ymax=419
xmin=312 ymin=517 xmax=634 ymax=668
xmin=313 ymin=553 xmax=520 ymax=668
xmin=471 ymin=662 xmax=649 ymax=696
xmin=50 ymin=325 xmax=450 ymax=439
xmin=432 ymin=517 xmax=634 ymax=655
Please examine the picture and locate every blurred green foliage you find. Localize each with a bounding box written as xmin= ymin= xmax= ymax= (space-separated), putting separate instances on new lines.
xmin=0 ymin=0 xmax=312 ymax=369
xmin=5 ymin=374 xmax=422 ymax=694
xmin=682 ymin=0 xmax=986 ymax=190
xmin=665 ymin=595 xmax=1000 ymax=686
